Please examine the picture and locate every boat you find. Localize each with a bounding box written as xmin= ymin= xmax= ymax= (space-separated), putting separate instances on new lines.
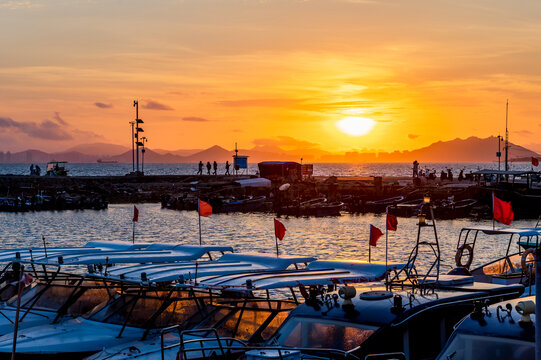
xmin=390 ymin=198 xmax=424 ymax=217
xmin=45 ymin=161 xmax=69 ymax=176
xmin=219 ymin=195 xmax=267 ymax=213
xmin=448 ymin=226 xmax=541 ymax=293
xmin=278 ymin=197 xmax=342 ymax=217
xmin=85 ymin=260 xmax=409 ymax=360
xmin=432 ymin=198 xmax=478 ymax=219
xmin=363 ymin=195 xmax=405 ymax=213
xmin=0 ymin=254 xmax=317 ymax=358
xmin=436 ymin=296 xmax=535 ymax=359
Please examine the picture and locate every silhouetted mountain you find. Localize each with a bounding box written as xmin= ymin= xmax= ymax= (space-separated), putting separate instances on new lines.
xmin=64 ymin=143 xmax=129 ymax=156
xmin=152 ymin=148 xmax=202 ymax=157
xmin=1 ymin=136 xmax=539 ymax=163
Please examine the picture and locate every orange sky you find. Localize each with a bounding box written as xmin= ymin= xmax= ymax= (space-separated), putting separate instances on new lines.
xmin=1 ymin=0 xmax=540 ymax=154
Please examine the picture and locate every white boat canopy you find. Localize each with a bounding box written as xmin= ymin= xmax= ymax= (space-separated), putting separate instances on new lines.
xmin=24 ymin=245 xmax=235 ymax=266
xmin=181 ymin=259 xmax=408 ymax=291
xmin=88 ymin=252 xmax=317 ymax=284
xmin=0 ymin=241 xmax=153 ymax=262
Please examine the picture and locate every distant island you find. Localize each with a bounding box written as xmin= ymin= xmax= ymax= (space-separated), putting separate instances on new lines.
xmin=0 ymin=136 xmax=538 ymax=164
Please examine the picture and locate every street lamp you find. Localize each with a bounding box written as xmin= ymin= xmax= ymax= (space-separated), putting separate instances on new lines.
xmin=141 ymin=137 xmax=148 ymax=174
xmin=129 ymin=121 xmax=135 ymax=172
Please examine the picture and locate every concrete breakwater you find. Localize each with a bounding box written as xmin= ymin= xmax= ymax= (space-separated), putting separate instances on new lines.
xmin=0 ymin=174 xmax=529 ymax=219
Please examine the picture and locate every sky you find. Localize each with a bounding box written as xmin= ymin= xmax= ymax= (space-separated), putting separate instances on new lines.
xmin=1 ymin=0 xmax=541 ymax=155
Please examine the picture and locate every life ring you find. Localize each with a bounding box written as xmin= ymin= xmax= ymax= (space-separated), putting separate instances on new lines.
xmin=521 ymin=248 xmax=536 ymax=279
xmin=455 ymin=244 xmax=474 ymax=269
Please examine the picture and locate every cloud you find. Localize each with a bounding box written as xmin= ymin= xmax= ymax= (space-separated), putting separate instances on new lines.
xmin=143 ymin=100 xmax=174 ymax=111
xmin=53 ymin=112 xmax=67 ymax=125
xmin=515 ymin=130 xmax=533 ymax=136
xmin=182 ymin=116 xmax=209 ymax=122
xmin=408 ymin=134 xmax=419 ymax=139
xmin=0 ymin=117 xmax=72 ymax=140
xmin=94 ymin=102 xmax=113 ymax=109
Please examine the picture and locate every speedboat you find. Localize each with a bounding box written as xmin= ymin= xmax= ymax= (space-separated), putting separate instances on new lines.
xmin=436 ymin=296 xmax=535 ymax=360
xmin=448 ymin=226 xmax=541 ymax=294
xmin=84 ymin=259 xmax=408 ymax=360
xmin=0 ymin=254 xmax=317 ymax=358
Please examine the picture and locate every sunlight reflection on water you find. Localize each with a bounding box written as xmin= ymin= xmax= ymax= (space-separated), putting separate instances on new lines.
xmin=0 ymin=204 xmax=532 ymax=273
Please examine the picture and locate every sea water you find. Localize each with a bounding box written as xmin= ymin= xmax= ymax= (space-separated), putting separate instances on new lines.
xmin=0 ymin=203 xmax=531 ymax=273
xmin=0 ymin=162 xmax=532 ymax=177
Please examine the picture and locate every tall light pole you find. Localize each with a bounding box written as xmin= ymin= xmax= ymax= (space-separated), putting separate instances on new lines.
xmin=129 ymin=121 xmax=135 ymax=172
xmin=141 ymin=137 xmax=148 ymax=174
xmin=133 ymin=100 xmax=144 ymax=174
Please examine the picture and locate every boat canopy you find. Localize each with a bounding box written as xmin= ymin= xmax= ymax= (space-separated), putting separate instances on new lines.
xmin=24 ymin=245 xmax=235 ymax=266
xmin=234 ymin=178 xmax=272 ymax=188
xmin=472 ymin=169 xmax=537 ymax=176
xmin=88 ymin=252 xmax=317 ymax=284
xmin=0 ymin=241 xmax=154 ymax=262
xmin=459 ymin=226 xmax=541 ymax=237
xmin=182 ymin=260 xmax=408 ymax=291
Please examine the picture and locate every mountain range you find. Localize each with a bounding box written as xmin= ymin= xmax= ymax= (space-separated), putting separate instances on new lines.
xmin=0 ymin=136 xmax=538 ymax=164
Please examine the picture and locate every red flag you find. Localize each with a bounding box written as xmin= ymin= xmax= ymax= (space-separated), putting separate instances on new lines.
xmin=132 ymin=206 xmax=139 ymax=222
xmin=532 ymin=157 xmax=539 ymax=167
xmin=386 ymin=213 xmax=398 ymax=231
xmin=493 ymin=194 xmax=514 ymax=225
xmin=198 ymin=199 xmax=212 ymax=217
xmin=274 ymin=218 xmax=286 ymax=240
xmin=369 ymin=225 xmax=384 ymax=247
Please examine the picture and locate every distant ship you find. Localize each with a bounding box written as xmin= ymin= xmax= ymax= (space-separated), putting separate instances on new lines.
xmin=97 ymin=159 xmax=118 ymax=164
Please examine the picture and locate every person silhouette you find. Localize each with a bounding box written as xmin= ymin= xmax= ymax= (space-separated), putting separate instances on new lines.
xmin=197 ymin=161 xmax=203 ymax=175
xmin=225 ymin=161 xmax=230 ymax=175
xmin=206 ymin=161 xmax=211 ymax=175
xmin=213 ymin=161 xmax=217 ymax=175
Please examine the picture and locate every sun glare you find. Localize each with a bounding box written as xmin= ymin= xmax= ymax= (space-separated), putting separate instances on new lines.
xmin=336 ymin=116 xmax=376 ymax=136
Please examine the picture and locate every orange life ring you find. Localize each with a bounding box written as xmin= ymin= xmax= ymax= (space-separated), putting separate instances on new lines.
xmin=521 ymin=248 xmax=536 ymax=279
xmin=455 ymin=244 xmax=474 ymax=269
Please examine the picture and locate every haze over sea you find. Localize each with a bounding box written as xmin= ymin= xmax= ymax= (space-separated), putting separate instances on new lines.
xmin=0 ymin=162 xmax=534 ymax=177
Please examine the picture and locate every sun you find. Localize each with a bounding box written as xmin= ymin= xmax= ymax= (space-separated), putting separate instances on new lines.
xmin=336 ymin=116 xmax=376 ymax=136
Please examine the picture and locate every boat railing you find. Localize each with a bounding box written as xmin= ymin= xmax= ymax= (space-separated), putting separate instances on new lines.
xmin=167 ymin=327 xmax=360 ymax=360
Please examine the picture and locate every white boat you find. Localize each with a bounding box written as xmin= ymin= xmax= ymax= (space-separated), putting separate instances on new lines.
xmin=84 ymin=259 xmax=408 ymax=360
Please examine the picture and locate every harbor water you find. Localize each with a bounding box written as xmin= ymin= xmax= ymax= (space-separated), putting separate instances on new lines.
xmin=0 ymin=162 xmax=534 ymax=177
xmin=1 ymin=203 xmax=532 ymax=273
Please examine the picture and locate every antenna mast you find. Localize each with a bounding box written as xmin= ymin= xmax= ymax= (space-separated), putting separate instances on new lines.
xmin=505 ymin=99 xmax=509 ymax=172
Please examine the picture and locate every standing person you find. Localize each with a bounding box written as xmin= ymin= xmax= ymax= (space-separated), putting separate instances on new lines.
xmin=35 ymin=164 xmax=41 ymax=176
xmin=225 ymin=160 xmax=230 ymax=175
xmin=197 ymin=161 xmax=203 ymax=175
xmin=213 ymin=161 xmax=218 ymax=175
xmin=30 ymin=164 xmax=34 ymax=175
xmin=412 ymin=160 xmax=419 ymax=178
xmin=206 ymin=161 xmax=211 ymax=175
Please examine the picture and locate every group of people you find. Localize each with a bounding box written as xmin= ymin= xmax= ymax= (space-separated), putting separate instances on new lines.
xmin=29 ymin=164 xmax=41 ymax=176
xmin=197 ymin=160 xmax=232 ymax=175
xmin=413 ymin=160 xmax=470 ymax=182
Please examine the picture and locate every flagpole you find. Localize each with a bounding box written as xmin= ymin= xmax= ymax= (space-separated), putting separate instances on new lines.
xmin=368 ymin=226 xmax=372 ymax=263
xmin=11 ymin=265 xmax=23 ymax=360
xmin=275 ymin=235 xmax=279 ymax=257
xmin=385 ymin=207 xmax=389 ymax=270
xmin=198 ymin=209 xmax=202 ymax=246
xmin=132 ymin=221 xmax=135 ymax=244
xmin=492 ymin=191 xmax=495 ymax=230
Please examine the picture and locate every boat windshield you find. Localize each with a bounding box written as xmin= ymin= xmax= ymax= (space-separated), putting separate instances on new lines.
xmin=197 ymin=299 xmax=296 ymax=341
xmin=270 ymin=317 xmax=377 ymax=351
xmin=7 ymin=283 xmax=111 ymax=314
xmin=84 ymin=290 xmax=208 ymax=328
xmin=436 ymin=333 xmax=533 ymax=360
